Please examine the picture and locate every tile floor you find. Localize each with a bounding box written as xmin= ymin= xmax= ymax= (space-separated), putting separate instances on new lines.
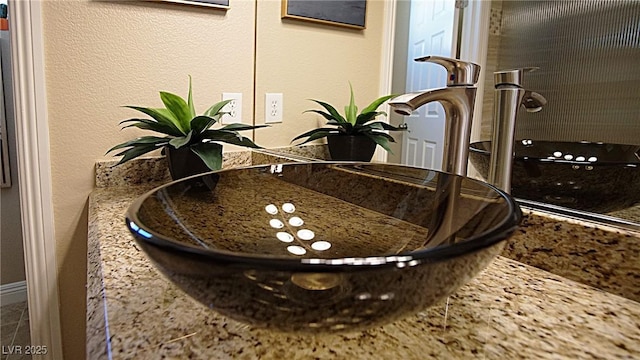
xmin=0 ymin=301 xmax=31 ymax=360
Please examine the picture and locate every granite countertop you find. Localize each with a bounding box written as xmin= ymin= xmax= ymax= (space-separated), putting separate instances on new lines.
xmin=87 ymin=151 xmax=640 ymax=359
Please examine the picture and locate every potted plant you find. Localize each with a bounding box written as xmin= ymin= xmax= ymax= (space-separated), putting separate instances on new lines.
xmin=292 ymin=84 xmax=407 ymax=161
xmin=106 ymin=77 xmax=267 ymax=180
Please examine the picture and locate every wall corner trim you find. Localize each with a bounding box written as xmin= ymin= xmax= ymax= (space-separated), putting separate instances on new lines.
xmin=374 ymin=0 xmax=397 ymax=164
xmin=8 ymin=1 xmax=64 ymax=359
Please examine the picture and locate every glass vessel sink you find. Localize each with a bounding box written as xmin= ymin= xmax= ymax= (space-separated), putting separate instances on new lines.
xmin=470 ymin=141 xmax=640 ymax=213
xmin=126 ymin=162 xmax=521 ymax=333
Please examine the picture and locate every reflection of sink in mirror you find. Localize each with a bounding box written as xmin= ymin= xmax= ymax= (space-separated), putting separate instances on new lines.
xmin=126 ymin=162 xmax=521 ymax=333
xmin=470 ymin=141 xmax=640 ymax=213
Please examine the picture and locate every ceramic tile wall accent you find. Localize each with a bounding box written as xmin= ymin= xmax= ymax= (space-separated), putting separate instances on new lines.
xmin=489 ymin=7 xmax=502 ymax=36
xmin=479 ymin=34 xmax=500 ymax=141
xmin=479 ymin=2 xmax=505 ymax=141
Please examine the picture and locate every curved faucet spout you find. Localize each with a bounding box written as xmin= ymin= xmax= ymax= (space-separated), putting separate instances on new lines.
xmin=388 ymin=89 xmax=451 ymax=116
xmin=522 ymin=90 xmax=547 ymax=113
xmin=389 ymin=87 xmax=477 ymax=177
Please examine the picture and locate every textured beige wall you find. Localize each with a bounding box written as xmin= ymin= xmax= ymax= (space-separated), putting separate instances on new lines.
xmin=41 ymin=1 xmax=255 ymax=358
xmin=254 ymin=0 xmax=385 ymax=148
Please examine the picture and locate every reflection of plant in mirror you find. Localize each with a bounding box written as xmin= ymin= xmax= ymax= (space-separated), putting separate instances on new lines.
xmin=107 ymin=77 xmax=267 ymax=171
xmin=292 ymin=83 xmax=407 ymax=153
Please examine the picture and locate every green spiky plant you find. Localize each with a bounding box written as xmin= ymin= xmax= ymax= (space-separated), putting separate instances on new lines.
xmin=292 ymin=83 xmax=406 ymax=153
xmin=107 ymin=77 xmax=267 ymax=173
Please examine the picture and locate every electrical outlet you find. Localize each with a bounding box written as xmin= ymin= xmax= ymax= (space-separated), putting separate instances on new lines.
xmin=221 ymin=93 xmax=243 ymax=124
xmin=265 ymin=93 xmax=283 ymax=123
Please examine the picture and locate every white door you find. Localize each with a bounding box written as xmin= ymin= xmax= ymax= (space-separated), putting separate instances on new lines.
xmin=402 ymin=0 xmax=459 ymax=170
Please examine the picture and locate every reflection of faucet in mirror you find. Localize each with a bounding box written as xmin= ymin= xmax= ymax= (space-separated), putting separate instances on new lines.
xmin=489 ymin=68 xmax=547 ymax=193
xmin=388 ymin=55 xmax=481 ymax=177
xmin=388 ymin=56 xmax=482 ymax=248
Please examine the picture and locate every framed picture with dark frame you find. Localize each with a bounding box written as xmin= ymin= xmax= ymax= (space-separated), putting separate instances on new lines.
xmin=281 ymin=0 xmax=367 ymax=30
xmin=161 ymin=0 xmax=229 ymax=9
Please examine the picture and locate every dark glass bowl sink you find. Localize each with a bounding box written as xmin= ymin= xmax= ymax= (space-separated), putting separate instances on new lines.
xmin=126 ymin=162 xmax=521 ymax=333
xmin=470 ymin=141 xmax=640 ymax=213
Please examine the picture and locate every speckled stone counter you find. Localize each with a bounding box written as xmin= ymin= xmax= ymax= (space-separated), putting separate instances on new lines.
xmin=88 ymin=151 xmax=640 ymax=359
xmin=502 ymin=210 xmax=640 ymax=302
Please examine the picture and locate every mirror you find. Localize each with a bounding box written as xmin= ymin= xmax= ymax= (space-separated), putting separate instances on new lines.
xmin=474 ymin=0 xmax=639 ymax=227
xmin=253 ymin=0 xmax=639 ymax=228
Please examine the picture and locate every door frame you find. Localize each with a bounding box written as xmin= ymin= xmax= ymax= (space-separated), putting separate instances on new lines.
xmin=376 ymin=0 xmax=491 ymax=163
xmin=9 ymin=1 xmax=64 ymax=359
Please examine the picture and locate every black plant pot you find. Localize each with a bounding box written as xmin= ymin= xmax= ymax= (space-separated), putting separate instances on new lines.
xmin=165 ymin=146 xmax=219 ymax=180
xmin=327 ymin=135 xmax=377 ymax=161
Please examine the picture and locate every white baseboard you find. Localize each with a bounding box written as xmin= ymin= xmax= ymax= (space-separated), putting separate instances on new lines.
xmin=0 ymin=281 xmax=27 ymax=305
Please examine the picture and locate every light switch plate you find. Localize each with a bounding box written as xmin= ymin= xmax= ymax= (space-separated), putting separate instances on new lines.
xmin=221 ymin=93 xmax=243 ymax=124
xmin=265 ymin=93 xmax=283 ymax=124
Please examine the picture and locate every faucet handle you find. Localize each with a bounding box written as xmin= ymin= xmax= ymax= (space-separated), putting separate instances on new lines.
xmin=494 ymin=67 xmax=539 ymax=88
xmin=415 ymin=55 xmax=481 ymax=86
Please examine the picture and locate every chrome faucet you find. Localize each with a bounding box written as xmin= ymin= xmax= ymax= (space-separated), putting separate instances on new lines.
xmin=389 ymin=55 xmax=481 ymax=177
xmin=489 ymin=68 xmax=547 ymax=193
xmin=389 ymin=56 xmax=481 ymax=248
